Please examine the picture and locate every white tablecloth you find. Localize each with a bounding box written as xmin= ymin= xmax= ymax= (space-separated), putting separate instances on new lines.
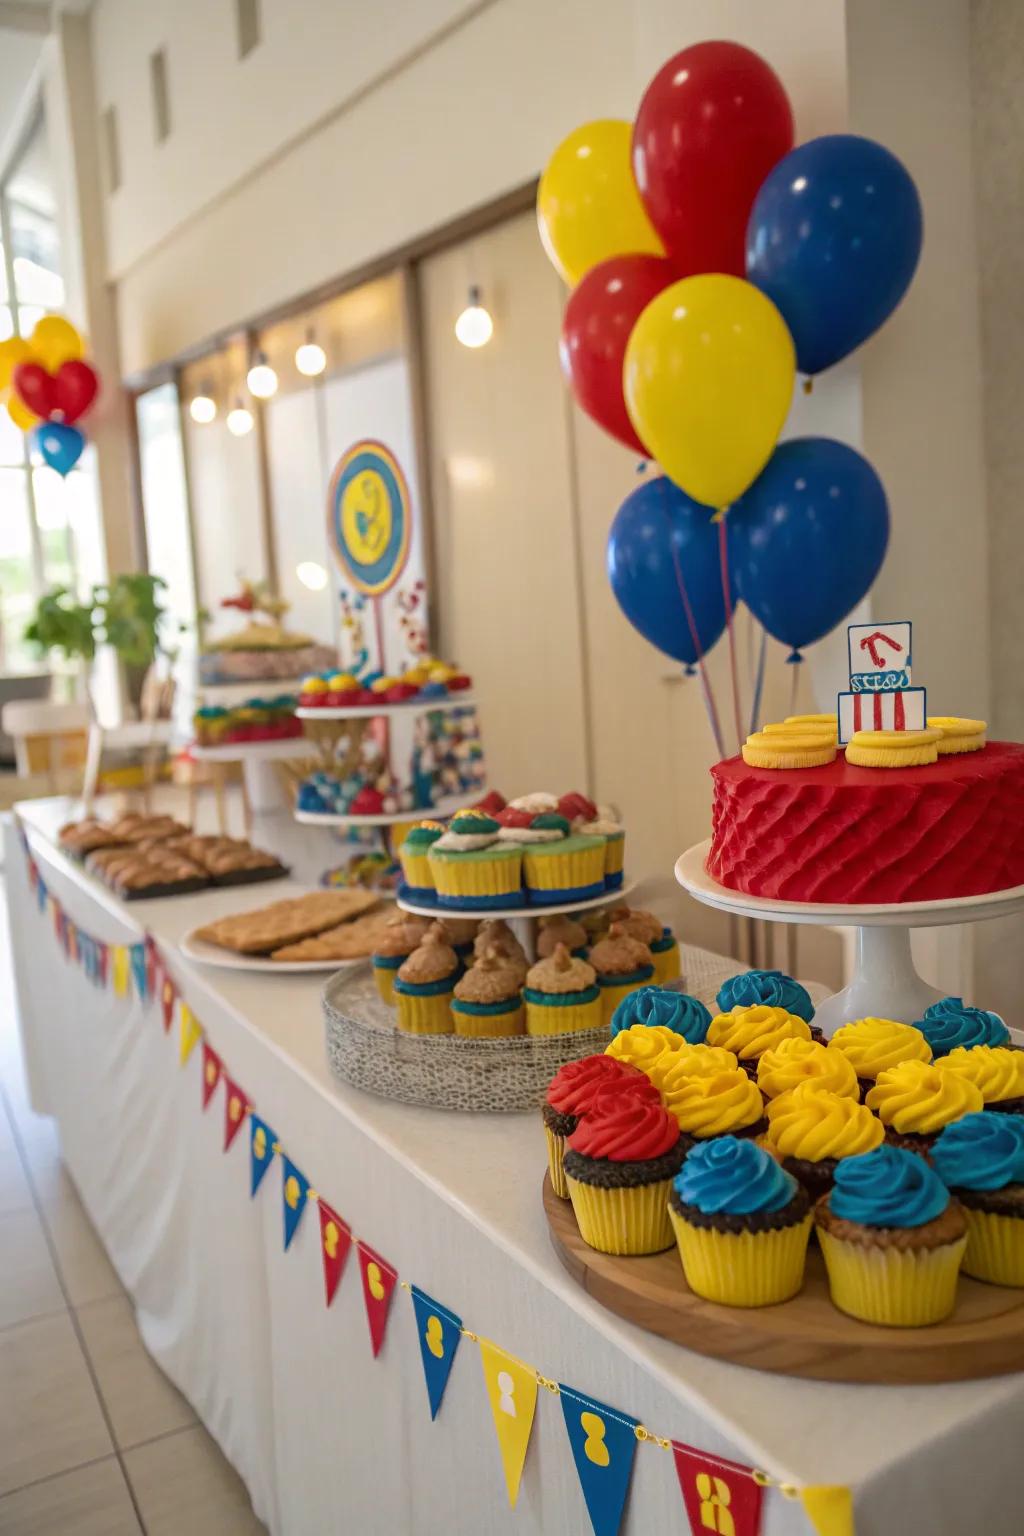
xmin=7 ymin=798 xmax=1024 ymax=1536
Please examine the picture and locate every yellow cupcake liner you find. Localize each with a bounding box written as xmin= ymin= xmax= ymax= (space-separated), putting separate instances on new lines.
xmin=651 ymin=941 xmax=682 ymax=986
xmin=818 ymin=1227 xmax=966 ymax=1325
xmin=523 ymin=844 xmax=606 ymax=893
xmin=429 ymin=851 xmax=522 ymax=901
xmin=960 ymin=1208 xmax=1024 ymax=1286
xmin=398 ymin=848 xmax=434 ymax=891
xmin=598 ymin=977 xmax=650 ymax=1027
xmin=567 ymin=1174 xmax=675 ymax=1255
xmin=452 ymin=1003 xmax=525 ymax=1038
xmin=526 ymin=996 xmax=603 ymax=1036
xmin=669 ymin=1206 xmax=812 ymax=1306
xmin=395 ymin=989 xmax=454 ymax=1035
xmin=545 ymin=1124 xmax=569 ymax=1200
xmin=373 ymin=966 xmax=398 ymax=1005
xmin=604 ymin=833 xmax=625 ymax=878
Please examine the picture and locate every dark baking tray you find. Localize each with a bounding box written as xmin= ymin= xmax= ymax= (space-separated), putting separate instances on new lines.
xmin=209 ymin=862 xmax=290 ymax=888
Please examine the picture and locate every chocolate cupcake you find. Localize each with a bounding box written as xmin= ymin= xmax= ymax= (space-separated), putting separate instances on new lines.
xmin=865 ymin=1059 xmax=983 ymax=1155
xmin=706 ymin=1004 xmax=811 ymax=1079
xmin=541 ymin=1055 xmax=658 ymax=1198
xmin=931 ymin=1113 xmax=1024 ymax=1285
xmin=829 ymin=1017 xmax=931 ymax=1100
xmin=658 ymin=1062 xmax=766 ymax=1144
xmin=716 ymin=967 xmax=815 ymax=1025
xmin=609 ymin=985 xmax=711 ymax=1043
xmin=919 ymin=997 xmax=1010 ymax=1057
xmin=563 ymin=1099 xmax=686 ymax=1255
xmin=936 ymin=1045 xmax=1024 ymax=1116
xmin=757 ymin=1038 xmax=860 ymax=1102
xmin=763 ymin=1082 xmax=884 ymax=1200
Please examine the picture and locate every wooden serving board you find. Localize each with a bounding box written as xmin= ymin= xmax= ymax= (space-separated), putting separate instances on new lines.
xmin=543 ymin=1174 xmax=1024 ymax=1383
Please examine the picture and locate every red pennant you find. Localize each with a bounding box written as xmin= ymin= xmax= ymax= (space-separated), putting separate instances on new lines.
xmin=356 ymin=1240 xmax=398 ymax=1357
xmin=160 ymin=973 xmax=177 ymax=1032
xmin=223 ymin=1077 xmax=250 ymax=1151
xmin=318 ymin=1200 xmax=352 ymax=1307
xmin=201 ymin=1043 xmax=222 ymax=1109
xmin=673 ymin=1444 xmax=764 ymax=1536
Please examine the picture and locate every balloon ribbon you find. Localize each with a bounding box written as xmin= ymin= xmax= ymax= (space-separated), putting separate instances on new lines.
xmin=717 ymin=518 xmax=744 ymax=752
xmin=660 ymin=485 xmax=726 ymax=760
xmin=749 ymin=624 xmax=768 ymax=737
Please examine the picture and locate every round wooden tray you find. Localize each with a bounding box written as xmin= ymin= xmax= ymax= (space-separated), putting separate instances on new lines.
xmin=543 ymin=1174 xmax=1024 ymax=1383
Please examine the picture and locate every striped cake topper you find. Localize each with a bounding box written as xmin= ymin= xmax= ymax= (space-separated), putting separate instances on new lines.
xmin=838 ymin=620 xmax=924 ymax=745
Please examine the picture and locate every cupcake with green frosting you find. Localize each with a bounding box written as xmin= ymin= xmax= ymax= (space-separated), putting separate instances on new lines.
xmin=519 ymin=814 xmax=606 ymax=905
xmin=427 ymin=811 xmax=523 ymax=909
xmin=931 ymin=1112 xmax=1024 ymax=1286
xmin=451 ymin=948 xmax=525 ymax=1038
xmin=398 ymin=820 xmax=446 ymax=899
xmin=524 ymin=943 xmax=602 ymax=1036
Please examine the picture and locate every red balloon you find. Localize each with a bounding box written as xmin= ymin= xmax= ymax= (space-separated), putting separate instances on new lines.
xmin=12 ymin=362 xmax=58 ymax=420
xmin=53 ymin=360 xmax=100 ymax=424
xmin=633 ymin=41 xmax=794 ymax=277
xmin=560 ymin=254 xmax=676 ymax=455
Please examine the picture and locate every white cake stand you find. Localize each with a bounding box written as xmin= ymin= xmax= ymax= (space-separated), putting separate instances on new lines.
xmin=675 ymin=840 xmax=1024 ymax=1035
xmin=397 ymin=881 xmax=635 ymax=960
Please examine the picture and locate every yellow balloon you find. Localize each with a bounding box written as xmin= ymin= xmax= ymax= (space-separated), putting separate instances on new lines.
xmin=30 ymin=314 xmax=84 ymax=370
xmin=6 ymin=393 xmax=39 ymax=431
xmin=0 ymin=336 xmax=33 ymax=392
xmin=537 ymin=119 xmax=664 ymax=288
xmin=624 ymin=275 xmax=795 ymax=510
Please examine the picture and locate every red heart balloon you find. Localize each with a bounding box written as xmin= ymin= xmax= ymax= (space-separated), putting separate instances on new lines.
xmin=52 ymin=360 xmax=99 ymax=424
xmin=12 ymin=362 xmax=58 ymax=420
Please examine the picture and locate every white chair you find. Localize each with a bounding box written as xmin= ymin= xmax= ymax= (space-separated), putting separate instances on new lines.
xmin=0 ymin=700 xmax=91 ymax=795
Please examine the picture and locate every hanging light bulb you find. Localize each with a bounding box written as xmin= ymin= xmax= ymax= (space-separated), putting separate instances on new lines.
xmin=226 ymin=398 xmax=254 ymax=436
xmin=295 ymin=327 xmax=326 ymax=377
xmin=189 ymin=392 xmax=216 ymax=424
xmin=454 ymin=285 xmax=494 ymax=349
xmin=246 ymin=350 xmax=278 ymax=399
xmin=296 ymin=560 xmax=328 ymax=591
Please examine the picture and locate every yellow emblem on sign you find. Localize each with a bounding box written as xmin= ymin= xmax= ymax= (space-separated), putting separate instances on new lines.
xmin=341 ymin=469 xmax=391 ymax=566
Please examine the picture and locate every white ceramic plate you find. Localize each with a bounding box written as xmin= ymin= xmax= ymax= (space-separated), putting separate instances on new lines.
xmin=180 ymin=929 xmax=369 ymax=974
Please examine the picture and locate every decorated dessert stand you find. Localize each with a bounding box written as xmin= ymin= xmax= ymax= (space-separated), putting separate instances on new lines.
xmin=396 ymin=880 xmax=635 ymax=962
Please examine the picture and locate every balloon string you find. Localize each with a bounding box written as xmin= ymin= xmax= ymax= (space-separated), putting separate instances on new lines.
xmin=789 ymin=656 xmax=800 ymax=716
xmin=717 ymin=518 xmax=744 ymax=752
xmin=660 ymin=483 xmax=726 ymax=760
xmin=749 ymin=625 xmax=768 ymax=737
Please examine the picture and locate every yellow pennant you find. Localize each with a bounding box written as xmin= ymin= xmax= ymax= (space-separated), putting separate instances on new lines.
xmin=111 ymin=945 xmax=130 ymax=997
xmin=478 ymin=1338 xmax=538 ymax=1509
xmin=178 ymin=1004 xmax=203 ymax=1066
xmin=801 ymin=1485 xmax=856 ymax=1536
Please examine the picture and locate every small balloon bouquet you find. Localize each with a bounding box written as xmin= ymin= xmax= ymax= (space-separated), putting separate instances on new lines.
xmin=0 ymin=313 xmax=101 ymax=476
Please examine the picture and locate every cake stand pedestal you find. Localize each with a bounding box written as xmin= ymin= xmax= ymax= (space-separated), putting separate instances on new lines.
xmin=675 ymin=840 xmax=1024 ymax=1035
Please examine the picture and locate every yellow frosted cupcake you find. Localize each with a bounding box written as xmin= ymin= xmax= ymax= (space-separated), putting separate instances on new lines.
xmin=660 ymin=1065 xmax=766 ymax=1144
xmin=524 ymin=944 xmax=602 ymax=1035
xmin=564 ymin=1099 xmax=686 ymax=1255
xmin=829 ymin=1017 xmax=931 ymax=1096
xmin=393 ymin=926 xmax=458 ymax=1035
xmin=669 ymin=1136 xmax=812 ymax=1306
xmin=589 ymin=925 xmax=655 ymax=1025
xmin=605 ymin=1023 xmax=695 ymax=1080
xmin=866 ymin=1060 xmax=984 ymax=1153
xmin=707 ymin=1004 xmax=812 ymax=1076
xmin=763 ymin=1082 xmax=884 ymax=1199
xmin=642 ymin=1042 xmax=739 ymax=1094
xmin=816 ymin=1145 xmax=967 ymax=1326
xmin=757 ymin=1038 xmax=860 ymax=1102
xmin=936 ymin=1045 xmax=1024 ymax=1115
xmin=451 ymin=948 xmax=525 ymax=1037
xmin=371 ymin=913 xmax=433 ymax=1004
xmin=932 ymin=1113 xmax=1024 ymax=1286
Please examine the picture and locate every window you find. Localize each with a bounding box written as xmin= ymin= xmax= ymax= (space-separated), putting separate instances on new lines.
xmin=102 ymin=106 xmax=121 ymax=194
xmin=150 ymin=49 xmax=171 ymax=143
xmin=236 ymin=0 xmax=260 ymax=59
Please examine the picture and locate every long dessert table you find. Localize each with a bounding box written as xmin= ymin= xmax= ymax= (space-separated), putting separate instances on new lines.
xmin=7 ymin=795 xmax=1024 ymax=1536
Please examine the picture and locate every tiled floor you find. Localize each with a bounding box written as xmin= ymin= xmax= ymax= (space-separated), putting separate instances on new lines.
xmin=0 ymin=879 xmax=268 ymax=1534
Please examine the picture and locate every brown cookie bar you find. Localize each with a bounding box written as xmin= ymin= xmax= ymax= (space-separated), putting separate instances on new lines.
xmin=195 ymin=889 xmax=380 ymax=954
xmin=107 ymin=814 xmax=191 ymax=844
xmin=58 ymin=819 xmax=125 ymax=856
xmin=270 ymin=909 xmax=397 ymax=962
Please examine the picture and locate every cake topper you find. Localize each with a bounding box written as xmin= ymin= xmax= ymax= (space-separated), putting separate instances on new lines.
xmin=838 ymin=620 xmax=925 ymax=744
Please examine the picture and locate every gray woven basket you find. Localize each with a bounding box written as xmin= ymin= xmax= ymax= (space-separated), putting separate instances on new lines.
xmin=322 ymin=945 xmax=788 ymax=1113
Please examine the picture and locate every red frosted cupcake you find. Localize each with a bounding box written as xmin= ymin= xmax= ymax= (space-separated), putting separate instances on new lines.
xmin=563 ymin=1098 xmax=686 ymax=1254
xmin=542 ymin=1054 xmax=657 ymax=1199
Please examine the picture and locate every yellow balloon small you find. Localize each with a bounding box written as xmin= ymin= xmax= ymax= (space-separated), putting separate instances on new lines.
xmin=30 ymin=314 xmax=84 ymax=371
xmin=6 ymin=393 xmax=39 ymax=432
xmin=0 ymin=336 xmax=33 ymax=392
xmin=537 ymin=119 xmax=664 ymax=288
xmin=624 ymin=274 xmax=795 ymax=510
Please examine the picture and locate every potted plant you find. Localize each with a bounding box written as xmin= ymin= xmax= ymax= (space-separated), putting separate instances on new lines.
xmin=25 ymin=574 xmax=172 ymax=714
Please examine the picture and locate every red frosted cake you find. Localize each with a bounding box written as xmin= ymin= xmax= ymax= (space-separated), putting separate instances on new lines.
xmin=707 ymin=742 xmax=1024 ymax=904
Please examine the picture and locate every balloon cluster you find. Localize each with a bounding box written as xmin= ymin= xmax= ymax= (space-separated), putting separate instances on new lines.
xmin=539 ymin=41 xmax=921 ymax=668
xmin=0 ymin=315 xmax=101 ymax=477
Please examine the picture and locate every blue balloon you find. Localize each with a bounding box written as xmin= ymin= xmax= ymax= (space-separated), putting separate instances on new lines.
xmin=746 ymin=134 xmax=922 ymax=375
xmin=729 ymin=438 xmax=888 ymax=656
xmin=607 ymin=476 xmax=735 ymax=668
xmin=34 ymin=421 xmax=85 ymax=477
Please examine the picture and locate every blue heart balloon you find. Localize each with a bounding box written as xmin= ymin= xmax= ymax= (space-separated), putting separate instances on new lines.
xmin=607 ymin=476 xmax=735 ymax=668
xmin=729 ymin=438 xmax=888 ymax=656
xmin=746 ymin=134 xmax=922 ymax=376
xmin=34 ymin=421 xmax=86 ymax=477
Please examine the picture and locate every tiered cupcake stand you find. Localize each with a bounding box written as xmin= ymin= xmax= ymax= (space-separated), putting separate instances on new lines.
xmin=395 ymin=882 xmax=636 ymax=962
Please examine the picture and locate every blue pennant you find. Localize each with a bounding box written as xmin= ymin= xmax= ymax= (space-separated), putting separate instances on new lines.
xmin=410 ymin=1285 xmax=462 ymax=1421
xmin=36 ymin=877 xmax=48 ymax=913
xmin=250 ymin=1116 xmax=276 ymax=1198
xmin=281 ymin=1156 xmax=310 ymax=1250
xmin=80 ymin=935 xmax=95 ymax=982
xmin=129 ymin=943 xmax=148 ymax=1001
xmin=559 ymin=1384 xmax=639 ymax=1536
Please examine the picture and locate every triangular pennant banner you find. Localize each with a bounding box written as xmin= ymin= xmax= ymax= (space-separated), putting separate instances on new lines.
xmin=79 ymin=933 xmax=94 ymax=982
xmin=144 ymin=934 xmax=159 ymax=997
xmin=97 ymin=942 xmax=109 ymax=986
xmin=111 ymin=945 xmax=130 ymax=997
xmin=356 ymin=1240 xmax=398 ymax=1357
xmin=250 ymin=1116 xmax=277 ymax=1197
xmin=800 ymin=1485 xmax=856 ymax=1536
xmin=479 ymin=1338 xmax=538 ymax=1509
xmin=410 ymin=1286 xmax=461 ymax=1421
xmin=201 ymin=1043 xmax=222 ymax=1109
xmin=223 ymin=1077 xmax=250 ymax=1151
xmin=35 ymin=875 xmax=47 ymax=913
xmin=282 ymin=1157 xmax=311 ymax=1250
xmin=160 ymin=973 xmax=177 ymax=1032
xmin=66 ymin=920 xmax=78 ymax=963
xmin=559 ymin=1385 xmax=638 ymax=1536
xmin=673 ymin=1443 xmax=764 ymax=1536
xmin=318 ymin=1200 xmax=352 ymax=1307
xmin=130 ymin=942 xmax=148 ymax=1001
xmin=178 ymin=1003 xmax=203 ymax=1066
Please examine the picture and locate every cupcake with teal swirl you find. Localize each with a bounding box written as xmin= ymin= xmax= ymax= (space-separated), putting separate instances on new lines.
xmin=609 ymin=985 xmax=711 ymax=1044
xmin=524 ymin=943 xmax=602 ymax=1035
xmin=815 ymin=1145 xmax=967 ymax=1326
xmin=919 ymin=997 xmax=1010 ymax=1058
xmin=451 ymin=947 xmax=525 ymax=1038
xmin=717 ymin=968 xmax=815 ymax=1026
xmin=397 ymin=821 xmax=445 ymax=899
xmin=668 ymin=1137 xmax=812 ymax=1306
xmin=427 ymin=811 xmax=523 ymax=909
xmin=931 ymin=1113 xmax=1024 ymax=1286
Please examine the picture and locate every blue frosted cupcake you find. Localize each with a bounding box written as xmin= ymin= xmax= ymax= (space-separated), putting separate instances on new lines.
xmin=932 ymin=1113 xmax=1024 ymax=1286
xmin=609 ymin=985 xmax=711 ymax=1044
xmin=919 ymin=997 xmax=1010 ymax=1057
xmin=717 ymin=968 xmax=815 ymax=1025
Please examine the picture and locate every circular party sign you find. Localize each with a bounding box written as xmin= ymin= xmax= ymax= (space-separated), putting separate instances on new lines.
xmin=326 ymin=439 xmax=412 ymax=596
